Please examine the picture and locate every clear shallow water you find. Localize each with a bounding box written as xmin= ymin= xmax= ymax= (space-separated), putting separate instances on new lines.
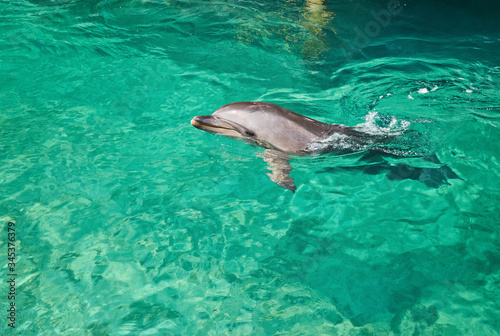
xmin=1 ymin=0 xmax=499 ymax=335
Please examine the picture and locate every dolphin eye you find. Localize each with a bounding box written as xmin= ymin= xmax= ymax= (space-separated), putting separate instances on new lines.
xmin=245 ymin=130 xmax=255 ymax=137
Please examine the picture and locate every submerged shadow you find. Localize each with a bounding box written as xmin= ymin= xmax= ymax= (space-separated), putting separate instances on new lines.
xmin=319 ymin=150 xmax=462 ymax=188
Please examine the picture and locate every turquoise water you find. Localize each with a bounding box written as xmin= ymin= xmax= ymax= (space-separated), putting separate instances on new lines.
xmin=1 ymin=0 xmax=499 ymax=334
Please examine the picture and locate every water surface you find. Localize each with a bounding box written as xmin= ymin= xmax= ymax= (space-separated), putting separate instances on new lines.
xmin=1 ymin=0 xmax=499 ymax=335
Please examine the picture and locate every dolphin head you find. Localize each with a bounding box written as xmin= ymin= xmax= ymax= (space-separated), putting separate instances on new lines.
xmin=191 ymin=104 xmax=258 ymax=140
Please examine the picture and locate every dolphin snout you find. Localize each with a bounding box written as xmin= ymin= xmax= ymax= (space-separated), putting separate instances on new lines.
xmin=191 ymin=115 xmax=211 ymax=128
xmin=191 ymin=115 xmax=228 ymax=129
xmin=191 ymin=115 xmax=206 ymax=127
xmin=191 ymin=114 xmax=246 ymax=139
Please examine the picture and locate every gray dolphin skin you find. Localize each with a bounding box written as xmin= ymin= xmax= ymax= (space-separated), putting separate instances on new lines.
xmin=191 ymin=102 xmax=394 ymax=192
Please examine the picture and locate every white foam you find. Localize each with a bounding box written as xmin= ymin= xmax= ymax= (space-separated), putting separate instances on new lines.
xmin=354 ymin=111 xmax=410 ymax=136
xmin=306 ymin=133 xmax=351 ymax=152
xmin=305 ymin=112 xmax=410 ymax=153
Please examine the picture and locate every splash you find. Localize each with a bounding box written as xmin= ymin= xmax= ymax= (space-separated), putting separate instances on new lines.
xmin=354 ymin=111 xmax=411 ymax=136
xmin=306 ymin=112 xmax=412 ymax=154
xmin=306 ymin=132 xmax=353 ymax=152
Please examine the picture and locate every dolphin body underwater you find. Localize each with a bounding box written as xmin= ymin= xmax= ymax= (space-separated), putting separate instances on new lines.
xmin=191 ymin=102 xmax=460 ymax=192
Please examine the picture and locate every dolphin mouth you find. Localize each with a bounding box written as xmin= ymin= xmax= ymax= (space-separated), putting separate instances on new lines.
xmin=191 ymin=115 xmax=230 ymax=132
xmin=191 ymin=115 xmax=241 ymax=137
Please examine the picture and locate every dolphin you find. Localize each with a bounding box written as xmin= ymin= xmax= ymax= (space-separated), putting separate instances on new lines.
xmin=191 ymin=102 xmax=460 ymax=192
